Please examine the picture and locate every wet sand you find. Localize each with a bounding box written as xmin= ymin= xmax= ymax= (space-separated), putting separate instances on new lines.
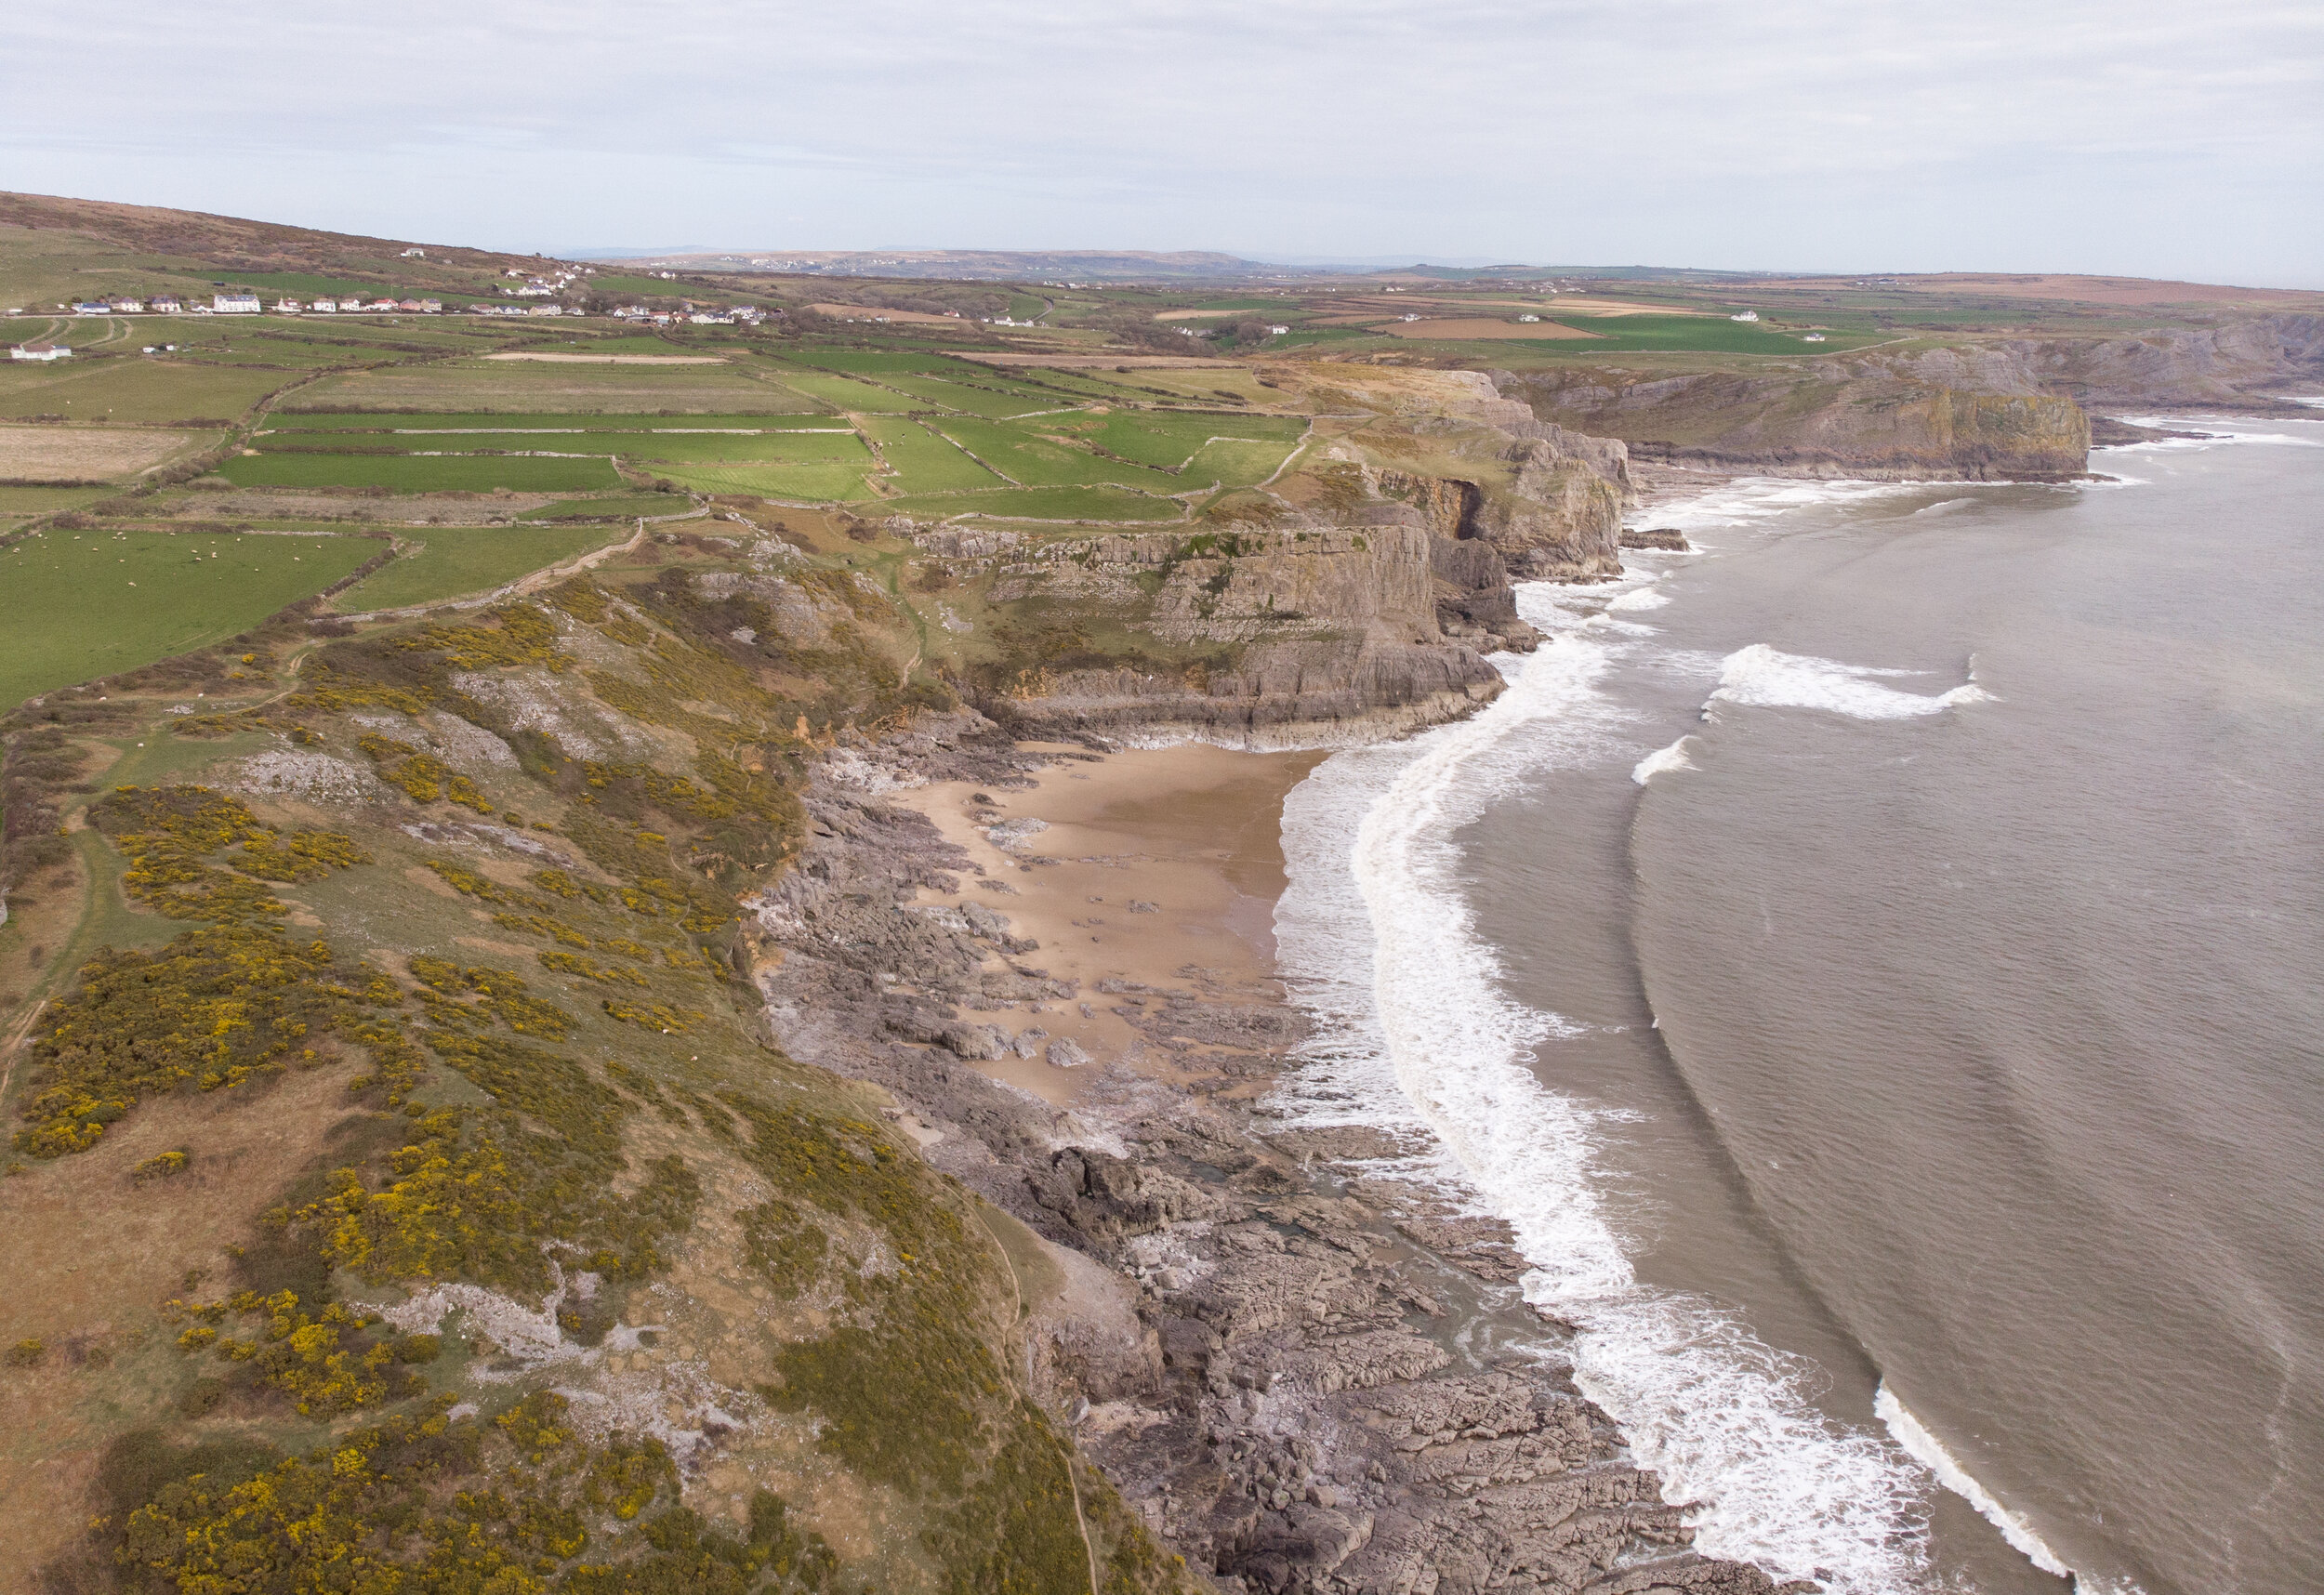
xmin=891 ymin=741 xmax=1324 ymax=1104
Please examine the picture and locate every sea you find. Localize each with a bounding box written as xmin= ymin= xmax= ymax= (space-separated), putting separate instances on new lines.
xmin=1271 ymin=413 xmax=2324 ymax=1595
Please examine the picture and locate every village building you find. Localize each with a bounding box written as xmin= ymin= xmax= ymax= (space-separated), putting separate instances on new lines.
xmin=1517 ymin=313 xmax=1540 ymax=323
xmin=111 ymin=298 xmax=145 ymax=313
xmin=401 ymin=247 xmax=426 ymax=258
xmin=214 ymin=293 xmax=260 ymax=313
xmin=10 ymin=341 xmax=71 ymax=362
xmin=70 ymin=301 xmax=111 ymax=315
xmin=1729 ymin=310 xmax=1760 ymax=322
xmin=1802 ymin=332 xmax=1828 ymax=342
xmin=150 ymin=296 xmax=182 ymax=313
xmin=311 ymin=298 xmax=338 ymax=313
xmin=273 ymin=298 xmax=302 ymax=313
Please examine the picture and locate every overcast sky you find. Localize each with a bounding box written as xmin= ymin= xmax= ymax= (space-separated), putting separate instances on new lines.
xmin=9 ymin=1 xmax=2320 ymax=284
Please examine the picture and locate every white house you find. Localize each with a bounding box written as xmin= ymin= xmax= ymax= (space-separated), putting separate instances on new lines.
xmin=214 ymin=293 xmax=260 ymax=313
xmin=273 ymin=299 xmax=303 ymax=314
xmin=71 ymin=301 xmax=110 ymax=315
xmin=1399 ymin=312 xmax=1420 ymax=323
xmin=151 ymin=296 xmax=182 ymax=314
xmin=110 ymin=298 xmax=144 ymax=313
xmin=528 ymin=304 xmax=564 ymax=316
xmin=10 ymin=342 xmax=71 ymax=362
xmin=401 ymin=247 xmax=426 ymax=258
xmin=419 ymin=299 xmax=442 ymax=314
xmin=1802 ymin=333 xmax=1827 ymax=343
xmin=311 ymin=298 xmax=338 ymax=313
xmin=1267 ymin=324 xmax=1288 ymax=335
xmin=1728 ymin=310 xmax=1759 ymax=323
xmin=1517 ymin=313 xmax=1540 ymax=323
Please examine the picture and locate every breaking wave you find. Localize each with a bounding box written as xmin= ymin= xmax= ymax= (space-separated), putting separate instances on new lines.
xmin=1632 ymin=735 xmax=1697 ymax=784
xmin=1710 ymin=644 xmax=1992 ymax=720
xmin=1273 ymin=600 xmax=1933 ymax=1592
xmin=1875 ymin=1384 xmax=2075 ymax=1581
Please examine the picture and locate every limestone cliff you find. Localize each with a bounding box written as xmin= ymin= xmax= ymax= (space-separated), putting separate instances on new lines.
xmin=2014 ymin=312 xmax=2324 ymax=410
xmin=1506 ymin=349 xmax=2093 ymax=481
xmin=921 ymin=522 xmax=1511 ymax=747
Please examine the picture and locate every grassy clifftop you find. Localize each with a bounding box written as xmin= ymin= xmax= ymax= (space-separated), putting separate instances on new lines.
xmin=0 ymin=544 xmax=1189 ymax=1593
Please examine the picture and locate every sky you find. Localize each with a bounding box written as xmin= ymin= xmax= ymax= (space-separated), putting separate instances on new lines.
xmin=7 ymin=0 xmax=2321 ymax=285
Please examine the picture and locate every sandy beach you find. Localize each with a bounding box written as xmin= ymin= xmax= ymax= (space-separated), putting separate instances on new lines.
xmin=889 ymin=740 xmax=1324 ymax=1103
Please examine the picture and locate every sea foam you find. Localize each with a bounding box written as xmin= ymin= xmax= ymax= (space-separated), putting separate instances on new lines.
xmin=1274 ymin=596 xmax=1933 ymax=1592
xmin=1710 ymin=644 xmax=1991 ymax=720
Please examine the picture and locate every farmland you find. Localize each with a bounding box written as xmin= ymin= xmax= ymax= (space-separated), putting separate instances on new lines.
xmin=859 ymin=415 xmax=1009 ymax=494
xmin=218 ymin=451 xmax=623 ymax=492
xmin=926 ymin=416 xmax=1189 ymax=491
xmin=334 ymin=522 xmax=620 ymax=611
xmin=879 ymin=484 xmax=1186 ymax=521
xmin=652 ymin=459 xmax=878 ymax=501
xmin=0 ymin=423 xmax=219 ymax=482
xmin=294 ymin=360 xmax=818 ymax=413
xmin=0 ymin=356 xmax=293 ymax=423
xmin=0 ymin=527 xmax=375 ymax=710
xmin=266 ymin=411 xmax=842 ymax=431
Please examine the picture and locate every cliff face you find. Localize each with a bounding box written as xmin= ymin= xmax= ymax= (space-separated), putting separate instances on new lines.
xmin=2016 ymin=312 xmax=2324 ymax=408
xmin=1367 ymin=374 xmax=1631 ymax=582
xmin=928 ymin=523 xmax=1512 ymax=747
xmin=1506 ymin=350 xmax=2093 ymax=481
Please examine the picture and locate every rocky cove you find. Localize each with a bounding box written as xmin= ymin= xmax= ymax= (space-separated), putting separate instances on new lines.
xmin=742 ymin=720 xmax=1795 ymax=1595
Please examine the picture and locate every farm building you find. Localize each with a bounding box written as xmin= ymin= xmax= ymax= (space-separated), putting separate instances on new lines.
xmin=10 ymin=342 xmax=71 ymax=362
xmin=1729 ymin=310 xmax=1760 ymax=322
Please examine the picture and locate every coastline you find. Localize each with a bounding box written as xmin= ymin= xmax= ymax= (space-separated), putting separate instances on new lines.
xmin=747 ymin=718 xmax=1789 ymax=1594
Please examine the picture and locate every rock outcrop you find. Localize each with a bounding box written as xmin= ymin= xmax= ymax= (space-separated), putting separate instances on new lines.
xmin=1506 ymin=349 xmax=2092 ymax=481
xmin=2018 ymin=312 xmax=2324 ymax=410
xmin=925 ymin=523 xmax=1517 ymax=747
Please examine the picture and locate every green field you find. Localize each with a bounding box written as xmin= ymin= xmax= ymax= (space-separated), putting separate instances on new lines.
xmin=0 ymin=358 xmax=292 ymax=423
xmin=218 ymin=452 xmax=623 ymax=492
xmin=0 ymin=484 xmax=111 ymax=520
xmin=0 ymin=529 xmax=376 ymax=710
xmin=266 ymin=411 xmax=845 ymax=432
xmin=1065 ymin=410 xmax=1304 ymax=472
xmin=296 ymin=362 xmax=820 ymax=414
xmin=517 ymin=494 xmax=693 ymax=521
xmin=1187 ymin=436 xmax=1303 ymax=488
xmin=335 ymin=523 xmax=618 ymax=611
xmin=873 ymin=375 xmax=1066 ymax=418
xmin=623 ymin=429 xmax=872 ymax=466
xmin=1531 ymin=315 xmax=1885 ymax=353
xmin=654 ymin=461 xmax=877 ymax=502
xmin=759 ymin=368 xmax=916 ymax=413
xmin=926 ymin=417 xmax=1188 ymax=491
xmin=881 ymin=486 xmax=1185 ymax=522
xmin=858 ymin=417 xmax=1008 ymax=494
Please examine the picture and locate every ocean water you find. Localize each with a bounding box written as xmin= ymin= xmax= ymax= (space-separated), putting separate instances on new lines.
xmin=1272 ymin=418 xmax=2324 ymax=1595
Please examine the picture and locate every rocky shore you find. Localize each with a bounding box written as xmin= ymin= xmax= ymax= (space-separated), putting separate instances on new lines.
xmin=745 ymin=713 xmax=1793 ymax=1595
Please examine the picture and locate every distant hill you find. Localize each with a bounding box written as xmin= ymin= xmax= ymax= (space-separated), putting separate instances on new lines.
xmin=0 ymin=190 xmax=548 ymax=297
xmin=581 ymin=246 xmax=1330 ymax=283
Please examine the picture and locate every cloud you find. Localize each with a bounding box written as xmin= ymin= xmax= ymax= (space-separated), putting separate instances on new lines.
xmin=5 ymin=0 xmax=2319 ymax=282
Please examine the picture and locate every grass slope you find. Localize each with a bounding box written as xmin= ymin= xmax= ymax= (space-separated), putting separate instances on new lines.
xmin=334 ymin=524 xmax=618 ymax=611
